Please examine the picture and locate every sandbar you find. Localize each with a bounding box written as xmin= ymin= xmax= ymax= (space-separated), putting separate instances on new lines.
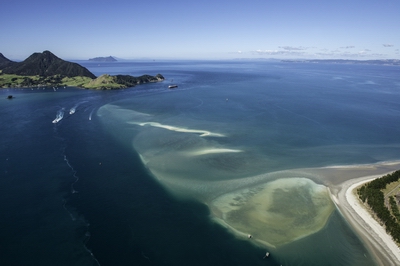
xmin=185 ymin=148 xmax=242 ymax=156
xmin=132 ymin=122 xmax=225 ymax=137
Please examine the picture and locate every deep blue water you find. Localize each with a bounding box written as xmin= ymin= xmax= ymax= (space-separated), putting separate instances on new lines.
xmin=1 ymin=60 xmax=399 ymax=265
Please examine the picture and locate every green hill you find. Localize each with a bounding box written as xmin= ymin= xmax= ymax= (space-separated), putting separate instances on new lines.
xmin=1 ymin=51 xmax=96 ymax=79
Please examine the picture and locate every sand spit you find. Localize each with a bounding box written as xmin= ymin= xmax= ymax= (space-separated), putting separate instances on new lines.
xmin=334 ymin=173 xmax=400 ymax=266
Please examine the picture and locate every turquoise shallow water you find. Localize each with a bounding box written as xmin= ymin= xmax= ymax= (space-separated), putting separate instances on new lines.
xmin=1 ymin=60 xmax=399 ymax=265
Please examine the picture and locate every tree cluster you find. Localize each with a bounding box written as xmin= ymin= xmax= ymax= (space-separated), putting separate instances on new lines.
xmin=357 ymin=170 xmax=400 ymax=244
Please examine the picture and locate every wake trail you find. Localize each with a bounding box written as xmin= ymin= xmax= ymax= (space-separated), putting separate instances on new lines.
xmin=52 ymin=108 xmax=65 ymax=123
xmin=89 ymin=108 xmax=95 ymax=120
xmin=69 ymin=100 xmax=88 ymax=115
xmin=62 ymin=153 xmax=101 ymax=265
xmin=83 ymin=229 xmax=101 ymax=266
xmin=63 ymin=154 xmax=79 ymax=194
xmin=54 ymin=133 xmax=101 ymax=265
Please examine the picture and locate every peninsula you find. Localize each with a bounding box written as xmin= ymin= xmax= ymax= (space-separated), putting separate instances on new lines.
xmin=0 ymin=51 xmax=164 ymax=89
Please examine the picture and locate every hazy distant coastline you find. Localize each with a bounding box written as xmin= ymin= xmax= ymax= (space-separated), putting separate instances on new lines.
xmin=282 ymin=59 xmax=400 ymax=66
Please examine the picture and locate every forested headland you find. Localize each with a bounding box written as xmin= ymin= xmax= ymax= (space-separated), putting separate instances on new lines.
xmin=357 ymin=170 xmax=400 ymax=245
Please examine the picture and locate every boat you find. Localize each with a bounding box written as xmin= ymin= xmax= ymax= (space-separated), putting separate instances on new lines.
xmin=168 ymin=84 xmax=178 ymax=89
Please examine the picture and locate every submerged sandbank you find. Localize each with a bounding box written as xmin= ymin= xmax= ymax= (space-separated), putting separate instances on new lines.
xmin=210 ymin=177 xmax=335 ymax=248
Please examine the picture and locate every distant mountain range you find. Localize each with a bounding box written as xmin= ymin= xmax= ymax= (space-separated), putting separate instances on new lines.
xmin=89 ymin=56 xmax=117 ymax=62
xmin=0 ymin=51 xmax=164 ymax=89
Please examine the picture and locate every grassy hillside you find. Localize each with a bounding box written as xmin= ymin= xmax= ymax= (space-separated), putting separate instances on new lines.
xmin=0 ymin=72 xmax=164 ymax=89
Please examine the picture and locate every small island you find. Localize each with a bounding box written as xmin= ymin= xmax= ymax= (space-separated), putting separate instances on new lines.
xmin=0 ymin=51 xmax=164 ymax=90
xmin=88 ymin=56 xmax=117 ymax=62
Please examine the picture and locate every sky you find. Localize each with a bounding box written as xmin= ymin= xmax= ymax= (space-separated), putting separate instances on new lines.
xmin=2 ymin=0 xmax=400 ymax=60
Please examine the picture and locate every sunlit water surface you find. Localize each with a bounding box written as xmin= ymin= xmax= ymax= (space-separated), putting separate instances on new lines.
xmin=1 ymin=60 xmax=400 ymax=265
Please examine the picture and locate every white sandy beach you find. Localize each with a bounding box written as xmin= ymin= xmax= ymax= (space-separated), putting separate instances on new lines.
xmin=334 ymin=175 xmax=400 ymax=266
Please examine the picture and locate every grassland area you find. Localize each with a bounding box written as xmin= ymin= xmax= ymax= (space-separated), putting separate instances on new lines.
xmin=383 ymin=180 xmax=400 ymax=198
xmin=383 ymin=180 xmax=400 ymax=223
xmin=0 ymin=73 xmax=41 ymax=87
xmin=80 ymin=74 xmax=124 ymax=89
xmin=0 ymin=72 xmax=164 ymax=90
xmin=0 ymin=72 xmax=88 ymax=88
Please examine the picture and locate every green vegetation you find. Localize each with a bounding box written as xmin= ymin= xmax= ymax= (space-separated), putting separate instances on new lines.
xmin=61 ymin=76 xmax=93 ymax=87
xmin=357 ymin=170 xmax=400 ymax=245
xmin=81 ymin=74 xmax=123 ymax=89
xmin=0 ymin=72 xmax=164 ymax=90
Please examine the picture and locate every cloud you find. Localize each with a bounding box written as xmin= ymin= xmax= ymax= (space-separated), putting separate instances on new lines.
xmin=252 ymin=49 xmax=306 ymax=56
xmin=253 ymin=50 xmax=281 ymax=55
xmin=315 ymin=49 xmax=385 ymax=58
xmin=340 ymin=46 xmax=355 ymax=49
xmin=383 ymin=44 xmax=394 ymax=47
xmin=278 ymin=46 xmax=307 ymax=51
xmin=228 ymin=50 xmax=244 ymax=54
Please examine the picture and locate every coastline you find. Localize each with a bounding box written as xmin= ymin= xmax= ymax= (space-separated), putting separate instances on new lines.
xmin=206 ymin=161 xmax=400 ymax=265
xmin=333 ymin=173 xmax=400 ymax=266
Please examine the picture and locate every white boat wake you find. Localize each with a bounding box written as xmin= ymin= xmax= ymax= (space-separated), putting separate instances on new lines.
xmin=52 ymin=108 xmax=65 ymax=123
xmin=69 ymin=101 xmax=88 ymax=115
xmin=89 ymin=108 xmax=95 ymax=120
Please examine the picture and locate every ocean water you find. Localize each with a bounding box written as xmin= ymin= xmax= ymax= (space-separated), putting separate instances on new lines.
xmin=1 ymin=60 xmax=400 ymax=265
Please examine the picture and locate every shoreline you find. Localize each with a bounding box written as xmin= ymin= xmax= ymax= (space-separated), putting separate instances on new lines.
xmin=206 ymin=161 xmax=400 ymax=265
xmin=333 ymin=174 xmax=400 ymax=266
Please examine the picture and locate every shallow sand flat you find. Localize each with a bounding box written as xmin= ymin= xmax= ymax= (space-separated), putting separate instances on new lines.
xmin=184 ymin=148 xmax=243 ymax=156
xmin=334 ymin=174 xmax=400 ymax=266
xmin=133 ymin=122 xmax=225 ymax=137
xmin=301 ymin=160 xmax=400 ymax=187
xmin=210 ymin=177 xmax=335 ymax=247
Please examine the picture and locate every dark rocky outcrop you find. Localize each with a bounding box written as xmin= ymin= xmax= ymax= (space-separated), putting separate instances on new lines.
xmin=2 ymin=51 xmax=96 ymax=79
xmin=0 ymin=53 xmax=17 ymax=69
